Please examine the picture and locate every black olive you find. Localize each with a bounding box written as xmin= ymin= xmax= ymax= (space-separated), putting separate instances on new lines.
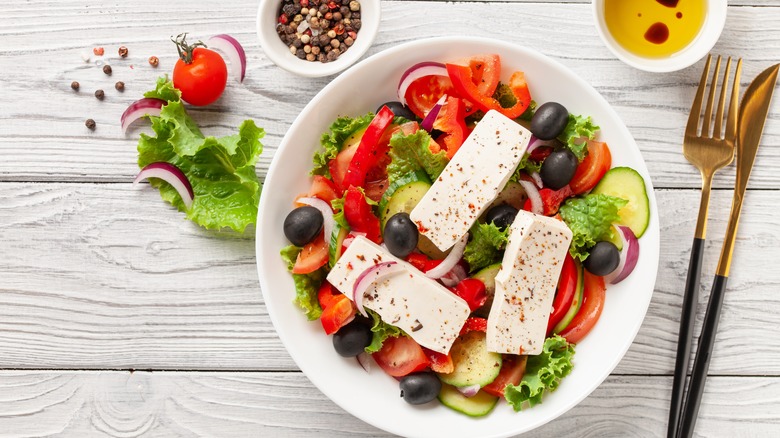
xmin=531 ymin=102 xmax=569 ymax=140
xmin=485 ymin=204 xmax=519 ymax=230
xmin=377 ymin=101 xmax=417 ymax=121
xmin=540 ymin=148 xmax=579 ymax=190
xmin=383 ymin=213 xmax=419 ymax=258
xmin=584 ymin=241 xmax=621 ymax=276
xmin=399 ymin=372 xmax=442 ymax=405
xmin=332 ymin=319 xmax=373 ymax=357
xmin=283 ymin=206 xmax=324 ymax=246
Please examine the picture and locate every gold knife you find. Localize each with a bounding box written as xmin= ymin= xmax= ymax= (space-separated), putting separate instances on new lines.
xmin=678 ymin=63 xmax=780 ymax=438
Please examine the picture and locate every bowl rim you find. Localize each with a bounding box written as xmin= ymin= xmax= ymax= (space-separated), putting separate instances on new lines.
xmin=256 ymin=0 xmax=381 ymax=78
xmin=256 ymin=35 xmax=660 ymax=437
xmin=591 ymin=0 xmax=727 ymax=73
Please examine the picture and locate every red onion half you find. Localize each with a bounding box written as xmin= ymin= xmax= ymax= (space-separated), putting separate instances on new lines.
xmin=121 ymin=98 xmax=166 ymax=135
xmin=134 ymin=162 xmax=194 ymax=209
xmin=518 ymin=180 xmax=543 ymax=215
xmin=352 ymin=261 xmax=405 ymax=317
xmin=296 ymin=197 xmax=334 ymax=244
xmin=421 ymin=95 xmax=447 ymax=132
xmin=425 ymin=234 xmax=468 ymax=279
xmin=397 ymin=62 xmax=448 ymax=105
xmin=456 ymin=384 xmax=481 ymax=398
xmin=605 ymin=225 xmax=640 ymax=284
xmin=206 ymin=34 xmax=247 ymax=82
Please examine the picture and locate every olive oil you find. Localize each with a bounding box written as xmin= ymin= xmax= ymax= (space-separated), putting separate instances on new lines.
xmin=604 ymin=0 xmax=706 ymax=58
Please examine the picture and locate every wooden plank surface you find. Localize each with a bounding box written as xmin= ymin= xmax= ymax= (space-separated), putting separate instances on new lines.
xmin=0 ymin=2 xmax=778 ymax=189
xmin=1 ymin=184 xmax=778 ymax=373
xmin=0 ymin=371 xmax=778 ymax=437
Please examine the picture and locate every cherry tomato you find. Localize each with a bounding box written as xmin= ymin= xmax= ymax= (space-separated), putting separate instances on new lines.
xmin=320 ymin=294 xmax=356 ymax=335
xmin=309 ymin=175 xmax=340 ymax=205
xmin=292 ymin=232 xmax=329 ymax=274
xmin=569 ymin=141 xmax=612 ymax=195
xmin=453 ymin=278 xmax=488 ymax=311
xmin=547 ymin=254 xmax=579 ymax=335
xmin=405 ymin=75 xmax=456 ymax=119
xmin=559 ymin=271 xmax=606 ymax=344
xmin=482 ymin=355 xmax=528 ymax=397
xmin=372 ymin=335 xmax=430 ymax=377
xmin=422 ymin=347 xmax=454 ymax=374
xmin=343 ymin=186 xmax=381 ymax=243
xmin=171 ymin=35 xmax=227 ymax=106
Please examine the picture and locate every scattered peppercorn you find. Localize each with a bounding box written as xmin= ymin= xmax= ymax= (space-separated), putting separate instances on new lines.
xmin=85 ymin=119 xmax=96 ymax=130
xmin=70 ymin=81 xmax=80 ymax=91
xmin=118 ymin=46 xmax=128 ymax=58
xmin=275 ymin=0 xmax=361 ymax=63
xmin=148 ymin=56 xmax=159 ymax=67
xmin=102 ymin=64 xmax=112 ymax=75
xmin=94 ymin=89 xmax=105 ymax=100
xmin=93 ymin=47 xmax=104 ymax=56
xmin=115 ymin=81 xmax=125 ymax=92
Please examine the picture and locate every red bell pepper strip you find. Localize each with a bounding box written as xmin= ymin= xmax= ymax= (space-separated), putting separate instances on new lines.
xmin=433 ymin=96 xmax=469 ymax=159
xmin=459 ymin=316 xmax=488 ymax=335
xmin=453 ymin=278 xmax=488 ymax=312
xmin=523 ymin=185 xmax=574 ymax=216
xmin=343 ymin=186 xmax=381 ymax=243
xmin=341 ymin=106 xmax=395 ymax=189
xmin=446 ymin=64 xmax=531 ymax=119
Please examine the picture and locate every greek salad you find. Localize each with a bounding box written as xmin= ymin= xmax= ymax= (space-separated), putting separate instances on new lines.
xmin=280 ymin=54 xmax=650 ymax=416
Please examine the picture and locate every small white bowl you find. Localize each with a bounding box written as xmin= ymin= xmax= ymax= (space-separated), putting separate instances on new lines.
xmin=592 ymin=0 xmax=727 ymax=73
xmin=257 ymin=0 xmax=380 ymax=77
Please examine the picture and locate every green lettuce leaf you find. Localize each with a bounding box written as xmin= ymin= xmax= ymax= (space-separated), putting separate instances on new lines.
xmin=280 ymin=245 xmax=324 ymax=321
xmin=137 ymin=78 xmax=264 ymax=232
xmin=509 ymin=154 xmax=543 ymax=183
xmin=504 ymin=335 xmax=575 ymax=411
xmin=558 ymin=114 xmax=599 ymax=161
xmin=365 ymin=310 xmax=404 ymax=353
xmin=312 ymin=114 xmax=375 ymax=177
xmin=464 ymin=222 xmax=509 ymax=272
xmin=387 ymin=130 xmax=448 ymax=183
xmin=559 ymin=193 xmax=628 ymax=261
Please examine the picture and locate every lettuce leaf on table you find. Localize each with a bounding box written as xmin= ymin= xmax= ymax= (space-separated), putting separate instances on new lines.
xmin=280 ymin=245 xmax=325 ymax=321
xmin=504 ymin=335 xmax=575 ymax=411
xmin=464 ymin=222 xmax=509 ymax=273
xmin=137 ymin=77 xmax=264 ymax=232
xmin=559 ymin=193 xmax=627 ymax=261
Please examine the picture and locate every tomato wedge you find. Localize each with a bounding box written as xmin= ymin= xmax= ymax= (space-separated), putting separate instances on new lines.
xmin=320 ymin=293 xmax=356 ymax=335
xmin=559 ymin=271 xmax=606 ymax=344
xmin=372 ymin=335 xmax=430 ymax=377
xmin=317 ymin=281 xmax=339 ymax=309
xmin=422 ymin=347 xmax=454 ymax=374
xmin=482 ymin=356 xmax=528 ymax=397
xmin=569 ymin=141 xmax=612 ymax=195
xmin=433 ymin=96 xmax=468 ymax=159
xmin=405 ymin=75 xmax=456 ymax=119
xmin=292 ymin=232 xmax=329 ymax=274
xmin=343 ymin=186 xmax=381 ymax=243
xmin=547 ymin=254 xmax=578 ymax=335
xmin=329 ymin=142 xmax=358 ymax=193
xmin=342 ymin=106 xmax=395 ymax=189
xmin=459 ymin=317 xmax=488 ymax=335
xmin=309 ymin=175 xmax=339 ymax=205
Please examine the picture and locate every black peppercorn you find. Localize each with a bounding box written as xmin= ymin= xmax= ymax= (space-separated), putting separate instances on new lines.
xmin=102 ymin=64 xmax=112 ymax=75
xmin=115 ymin=81 xmax=125 ymax=92
xmin=94 ymin=89 xmax=105 ymax=100
xmin=70 ymin=81 xmax=79 ymax=91
xmin=85 ymin=119 xmax=96 ymax=130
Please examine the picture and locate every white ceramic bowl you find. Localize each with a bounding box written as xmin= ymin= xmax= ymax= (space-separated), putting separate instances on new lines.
xmin=256 ymin=0 xmax=380 ymax=77
xmin=256 ymin=36 xmax=660 ymax=438
xmin=592 ymin=0 xmax=727 ymax=73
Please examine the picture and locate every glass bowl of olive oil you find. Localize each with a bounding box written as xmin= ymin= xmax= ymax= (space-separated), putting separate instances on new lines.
xmin=593 ymin=0 xmax=727 ymax=72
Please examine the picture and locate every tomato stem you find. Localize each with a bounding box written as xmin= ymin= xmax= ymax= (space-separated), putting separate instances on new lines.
xmin=171 ymin=33 xmax=206 ymax=64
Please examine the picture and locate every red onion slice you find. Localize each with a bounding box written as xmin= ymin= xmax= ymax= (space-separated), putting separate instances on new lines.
xmin=421 ymin=95 xmax=447 ymax=132
xmin=456 ymin=384 xmax=481 ymax=398
xmin=519 ymin=180 xmax=543 ymax=215
xmin=526 ymin=136 xmax=561 ymax=155
xmin=206 ymin=34 xmax=247 ymax=82
xmin=121 ymin=98 xmax=166 ymax=135
xmin=439 ymin=263 xmax=467 ymax=287
xmin=529 ymin=171 xmax=544 ymax=188
xmin=296 ymin=197 xmax=334 ymax=244
xmin=424 ymin=234 xmax=468 ymax=279
xmin=397 ymin=62 xmax=448 ymax=105
xmin=356 ymin=352 xmax=373 ymax=373
xmin=605 ymin=225 xmax=640 ymax=284
xmin=134 ymin=162 xmax=194 ymax=209
xmin=352 ymin=261 xmax=405 ymax=317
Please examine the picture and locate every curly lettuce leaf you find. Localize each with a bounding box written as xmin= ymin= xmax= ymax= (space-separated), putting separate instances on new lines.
xmin=464 ymin=222 xmax=509 ymax=272
xmin=144 ymin=76 xmax=182 ymax=103
xmin=312 ymin=114 xmax=375 ymax=177
xmin=509 ymin=154 xmax=543 ymax=183
xmin=387 ymin=130 xmax=448 ymax=183
xmin=558 ymin=114 xmax=599 ymax=161
xmin=280 ymin=245 xmax=324 ymax=321
xmin=559 ymin=193 xmax=628 ymax=261
xmin=504 ymin=335 xmax=575 ymax=411
xmin=137 ymin=78 xmax=264 ymax=232
xmin=365 ymin=310 xmax=404 ymax=353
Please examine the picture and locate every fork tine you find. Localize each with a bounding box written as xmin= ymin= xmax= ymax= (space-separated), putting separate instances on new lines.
xmin=702 ymin=55 xmax=722 ymax=137
xmin=687 ymin=55 xmax=712 ymax=136
xmin=713 ymin=57 xmax=732 ymax=139
xmin=725 ymin=58 xmax=743 ymax=141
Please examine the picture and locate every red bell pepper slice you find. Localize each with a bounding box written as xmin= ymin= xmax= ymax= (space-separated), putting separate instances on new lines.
xmin=422 ymin=347 xmax=454 ymax=374
xmin=320 ymin=293 xmax=356 ymax=335
xmin=546 ymin=254 xmax=578 ymax=335
xmin=459 ymin=317 xmax=488 ymax=335
xmin=343 ymin=186 xmax=381 ymax=243
xmin=523 ymin=185 xmax=574 ymax=216
xmin=453 ymin=278 xmax=488 ymax=312
xmin=446 ymin=64 xmax=531 ymax=119
xmin=433 ymin=96 xmax=468 ymax=159
xmin=342 ymin=106 xmax=395 ymax=189
xmin=559 ymin=272 xmax=606 ymax=344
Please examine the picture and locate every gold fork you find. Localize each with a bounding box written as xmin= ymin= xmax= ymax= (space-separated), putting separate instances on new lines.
xmin=667 ymin=54 xmax=742 ymax=438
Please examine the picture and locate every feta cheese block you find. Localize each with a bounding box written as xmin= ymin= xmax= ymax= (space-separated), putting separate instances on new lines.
xmin=487 ymin=210 xmax=573 ymax=355
xmin=326 ymin=236 xmax=470 ymax=354
xmin=410 ymin=110 xmax=531 ymax=251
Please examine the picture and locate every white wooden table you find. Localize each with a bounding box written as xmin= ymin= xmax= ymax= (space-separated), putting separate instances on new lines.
xmin=1 ymin=0 xmax=779 ymax=436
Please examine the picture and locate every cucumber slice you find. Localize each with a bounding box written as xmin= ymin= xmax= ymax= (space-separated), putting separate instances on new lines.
xmin=438 ymin=383 xmax=499 ymax=417
xmin=379 ymin=176 xmax=445 ymax=258
xmin=471 ymin=263 xmax=501 ymax=318
xmin=439 ymin=331 xmax=502 ymax=387
xmin=378 ymin=170 xmax=431 ymax=225
xmin=553 ymin=261 xmax=584 ymax=334
xmin=591 ymin=167 xmax=650 ymax=238
xmin=488 ymin=181 xmax=527 ymax=212
xmin=328 ymin=224 xmax=349 ymax=268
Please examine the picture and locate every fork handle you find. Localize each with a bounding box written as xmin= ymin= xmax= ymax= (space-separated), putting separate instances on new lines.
xmin=667 ymin=237 xmax=706 ymax=438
